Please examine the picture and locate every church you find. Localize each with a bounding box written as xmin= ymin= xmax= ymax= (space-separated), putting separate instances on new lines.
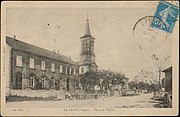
xmin=79 ymin=17 xmax=98 ymax=74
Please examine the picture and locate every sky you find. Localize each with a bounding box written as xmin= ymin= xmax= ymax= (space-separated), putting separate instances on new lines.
xmin=5 ymin=2 xmax=173 ymax=79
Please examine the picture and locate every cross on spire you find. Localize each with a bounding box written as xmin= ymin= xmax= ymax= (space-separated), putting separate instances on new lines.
xmin=87 ymin=11 xmax=89 ymax=21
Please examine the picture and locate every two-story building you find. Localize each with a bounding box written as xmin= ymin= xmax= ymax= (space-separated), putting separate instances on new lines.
xmin=6 ymin=36 xmax=79 ymax=94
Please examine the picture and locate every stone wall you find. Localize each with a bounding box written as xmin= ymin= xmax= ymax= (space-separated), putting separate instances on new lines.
xmin=9 ymin=89 xmax=66 ymax=98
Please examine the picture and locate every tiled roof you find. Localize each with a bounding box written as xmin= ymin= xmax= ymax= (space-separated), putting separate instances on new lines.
xmin=6 ymin=36 xmax=79 ymax=66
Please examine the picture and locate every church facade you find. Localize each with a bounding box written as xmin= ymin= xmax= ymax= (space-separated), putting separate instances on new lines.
xmin=79 ymin=18 xmax=98 ymax=74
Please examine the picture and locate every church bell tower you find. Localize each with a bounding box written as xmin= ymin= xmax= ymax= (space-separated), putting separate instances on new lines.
xmin=79 ymin=17 xmax=98 ymax=74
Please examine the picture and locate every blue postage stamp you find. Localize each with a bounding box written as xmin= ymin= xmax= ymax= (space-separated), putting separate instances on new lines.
xmin=151 ymin=1 xmax=179 ymax=33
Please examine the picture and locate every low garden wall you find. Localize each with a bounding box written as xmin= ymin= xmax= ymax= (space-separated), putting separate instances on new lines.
xmin=9 ymin=89 xmax=65 ymax=98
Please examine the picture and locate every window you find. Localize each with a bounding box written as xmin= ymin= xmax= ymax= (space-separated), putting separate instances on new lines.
xmin=69 ymin=67 xmax=71 ymax=74
xmin=51 ymin=76 xmax=55 ymax=89
xmin=29 ymin=78 xmax=34 ymax=87
xmin=73 ymin=68 xmax=76 ymax=75
xmin=81 ymin=67 xmax=84 ymax=73
xmin=41 ymin=61 xmax=45 ymax=71
xmin=16 ymin=55 xmax=22 ymax=67
xmin=41 ymin=76 xmax=47 ymax=88
xmin=89 ymin=41 xmax=92 ymax=52
xmin=86 ymin=42 xmax=88 ymax=52
xmin=60 ymin=65 xmax=63 ymax=73
xmin=29 ymin=58 xmax=34 ymax=69
xmin=42 ymin=77 xmax=45 ymax=87
xmin=83 ymin=41 xmax=86 ymax=53
xmin=66 ymin=66 xmax=68 ymax=74
xmin=51 ymin=63 xmax=55 ymax=72
xmin=29 ymin=75 xmax=35 ymax=87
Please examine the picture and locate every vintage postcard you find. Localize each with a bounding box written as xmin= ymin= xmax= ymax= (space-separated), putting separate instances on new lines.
xmin=1 ymin=1 xmax=179 ymax=116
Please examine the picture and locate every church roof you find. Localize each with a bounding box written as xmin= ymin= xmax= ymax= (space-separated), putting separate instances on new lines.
xmin=79 ymin=62 xmax=98 ymax=68
xmin=6 ymin=36 xmax=79 ymax=66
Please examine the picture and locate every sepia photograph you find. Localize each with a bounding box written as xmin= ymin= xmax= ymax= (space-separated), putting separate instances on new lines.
xmin=1 ymin=1 xmax=179 ymax=116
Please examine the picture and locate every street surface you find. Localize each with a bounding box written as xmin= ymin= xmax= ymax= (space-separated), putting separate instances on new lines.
xmin=6 ymin=93 xmax=162 ymax=108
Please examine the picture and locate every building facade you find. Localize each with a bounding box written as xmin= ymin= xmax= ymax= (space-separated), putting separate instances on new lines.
xmin=79 ymin=18 xmax=98 ymax=74
xmin=6 ymin=36 xmax=79 ymax=93
xmin=162 ymin=66 xmax=172 ymax=95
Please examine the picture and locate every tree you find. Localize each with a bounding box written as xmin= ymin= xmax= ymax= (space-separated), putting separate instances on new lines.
xmin=79 ymin=70 xmax=99 ymax=93
xmin=151 ymin=54 xmax=171 ymax=88
xmin=79 ymin=69 xmax=126 ymax=94
xmin=129 ymin=69 xmax=161 ymax=92
xmin=128 ymin=81 xmax=137 ymax=89
xmin=149 ymin=83 xmax=160 ymax=92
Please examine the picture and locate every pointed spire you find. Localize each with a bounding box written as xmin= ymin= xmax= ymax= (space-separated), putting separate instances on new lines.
xmin=84 ymin=13 xmax=91 ymax=36
xmin=80 ymin=12 xmax=95 ymax=39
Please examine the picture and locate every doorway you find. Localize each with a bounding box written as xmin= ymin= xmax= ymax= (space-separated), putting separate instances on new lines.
xmin=15 ymin=72 xmax=22 ymax=89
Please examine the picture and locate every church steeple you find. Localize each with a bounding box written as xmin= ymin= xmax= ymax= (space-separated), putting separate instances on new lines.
xmin=79 ymin=15 xmax=98 ymax=74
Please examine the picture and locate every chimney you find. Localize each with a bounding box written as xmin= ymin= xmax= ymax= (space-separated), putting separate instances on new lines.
xmin=13 ymin=35 xmax=16 ymax=39
xmin=53 ymin=50 xmax=56 ymax=54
